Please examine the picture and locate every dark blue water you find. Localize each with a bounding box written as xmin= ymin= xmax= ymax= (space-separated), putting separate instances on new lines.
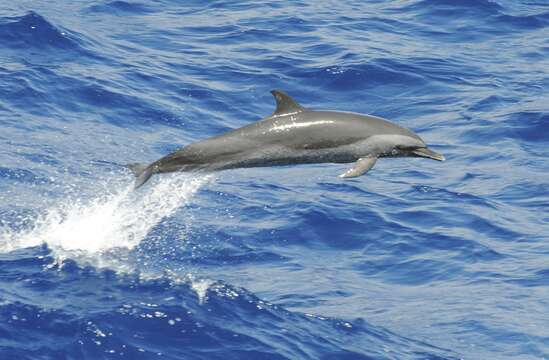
xmin=1 ymin=1 xmax=548 ymax=359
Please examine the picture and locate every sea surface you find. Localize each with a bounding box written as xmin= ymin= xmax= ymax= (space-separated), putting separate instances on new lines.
xmin=1 ymin=1 xmax=548 ymax=359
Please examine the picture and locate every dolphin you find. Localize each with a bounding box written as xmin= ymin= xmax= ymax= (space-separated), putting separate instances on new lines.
xmin=128 ymin=90 xmax=444 ymax=188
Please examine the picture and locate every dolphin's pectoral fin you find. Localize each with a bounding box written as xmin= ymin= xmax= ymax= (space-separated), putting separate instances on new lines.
xmin=339 ymin=156 xmax=377 ymax=178
xmin=270 ymin=90 xmax=306 ymax=117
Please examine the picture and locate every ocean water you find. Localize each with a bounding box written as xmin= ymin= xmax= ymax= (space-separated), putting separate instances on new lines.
xmin=0 ymin=0 xmax=548 ymax=359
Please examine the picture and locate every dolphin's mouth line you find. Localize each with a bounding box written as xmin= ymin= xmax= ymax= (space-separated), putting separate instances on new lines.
xmin=412 ymin=147 xmax=445 ymax=161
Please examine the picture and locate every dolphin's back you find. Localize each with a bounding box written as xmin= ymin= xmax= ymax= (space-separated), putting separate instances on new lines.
xmin=212 ymin=110 xmax=420 ymax=150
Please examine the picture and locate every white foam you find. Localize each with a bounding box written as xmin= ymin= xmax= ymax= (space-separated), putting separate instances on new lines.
xmin=190 ymin=277 xmax=214 ymax=305
xmin=0 ymin=173 xmax=210 ymax=269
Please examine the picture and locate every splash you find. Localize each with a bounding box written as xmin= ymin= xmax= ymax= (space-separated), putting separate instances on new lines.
xmin=0 ymin=174 xmax=210 ymax=269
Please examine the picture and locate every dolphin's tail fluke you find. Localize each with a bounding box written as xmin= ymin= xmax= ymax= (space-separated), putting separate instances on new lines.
xmin=127 ymin=163 xmax=154 ymax=189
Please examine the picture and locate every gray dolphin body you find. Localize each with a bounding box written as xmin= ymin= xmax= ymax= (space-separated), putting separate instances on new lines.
xmin=129 ymin=90 xmax=444 ymax=188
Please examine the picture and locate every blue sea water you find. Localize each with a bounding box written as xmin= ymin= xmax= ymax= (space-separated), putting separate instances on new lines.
xmin=0 ymin=0 xmax=548 ymax=358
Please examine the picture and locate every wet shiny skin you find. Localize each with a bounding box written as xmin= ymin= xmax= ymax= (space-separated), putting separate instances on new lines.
xmin=145 ymin=94 xmax=440 ymax=181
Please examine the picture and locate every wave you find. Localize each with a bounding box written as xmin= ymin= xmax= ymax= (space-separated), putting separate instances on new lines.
xmin=403 ymin=0 xmax=503 ymax=16
xmin=0 ymin=173 xmax=210 ymax=271
xmin=85 ymin=1 xmax=154 ymax=15
xmin=398 ymin=0 xmax=548 ymax=41
xmin=0 ymin=250 xmax=458 ymax=359
xmin=493 ymin=11 xmax=549 ymax=30
xmin=463 ymin=111 xmax=549 ymax=145
xmin=289 ymin=60 xmax=428 ymax=95
xmin=0 ymin=11 xmax=84 ymax=51
xmin=0 ymin=167 xmax=51 ymax=185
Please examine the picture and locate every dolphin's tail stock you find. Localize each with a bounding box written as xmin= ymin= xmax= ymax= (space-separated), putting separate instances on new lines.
xmin=127 ymin=163 xmax=154 ymax=189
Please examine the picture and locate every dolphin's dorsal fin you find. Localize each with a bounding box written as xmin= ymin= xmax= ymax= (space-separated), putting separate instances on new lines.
xmin=270 ymin=90 xmax=305 ymax=117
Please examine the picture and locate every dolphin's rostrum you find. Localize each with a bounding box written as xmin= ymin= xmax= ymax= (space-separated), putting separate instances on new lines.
xmin=128 ymin=90 xmax=444 ymax=188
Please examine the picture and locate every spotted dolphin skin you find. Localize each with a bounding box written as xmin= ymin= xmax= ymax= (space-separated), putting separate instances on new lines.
xmin=128 ymin=90 xmax=444 ymax=188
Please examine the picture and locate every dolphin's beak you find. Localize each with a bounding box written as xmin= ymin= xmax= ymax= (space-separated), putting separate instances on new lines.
xmin=412 ymin=147 xmax=445 ymax=161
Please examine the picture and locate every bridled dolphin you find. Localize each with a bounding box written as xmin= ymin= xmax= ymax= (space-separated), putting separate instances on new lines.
xmin=128 ymin=90 xmax=444 ymax=188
